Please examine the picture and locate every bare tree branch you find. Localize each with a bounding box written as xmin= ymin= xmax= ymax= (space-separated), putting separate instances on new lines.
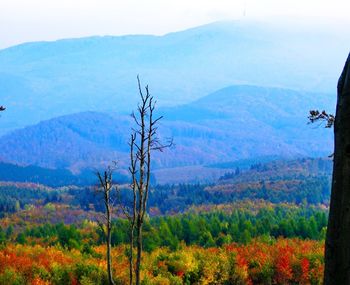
xmin=129 ymin=76 xmax=173 ymax=285
xmin=308 ymin=110 xmax=335 ymax=128
xmin=95 ymin=164 xmax=117 ymax=285
xmin=308 ymin=109 xmax=335 ymax=158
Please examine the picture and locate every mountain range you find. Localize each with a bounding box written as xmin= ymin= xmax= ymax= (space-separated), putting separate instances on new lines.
xmin=0 ymin=20 xmax=343 ymax=182
xmin=0 ymin=20 xmax=347 ymax=134
xmin=0 ymin=85 xmax=335 ymax=182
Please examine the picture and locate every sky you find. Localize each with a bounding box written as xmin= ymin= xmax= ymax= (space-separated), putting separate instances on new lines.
xmin=1 ymin=0 xmax=350 ymax=49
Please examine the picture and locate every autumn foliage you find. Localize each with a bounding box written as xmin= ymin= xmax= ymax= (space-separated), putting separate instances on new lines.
xmin=0 ymin=238 xmax=324 ymax=285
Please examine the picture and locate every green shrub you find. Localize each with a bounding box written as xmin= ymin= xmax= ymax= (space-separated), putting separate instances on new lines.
xmin=51 ymin=265 xmax=72 ymax=285
xmin=0 ymin=269 xmax=25 ymax=285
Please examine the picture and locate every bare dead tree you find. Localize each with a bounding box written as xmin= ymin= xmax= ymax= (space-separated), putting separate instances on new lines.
xmin=96 ymin=165 xmax=116 ymax=285
xmin=118 ymin=136 xmax=137 ymax=285
xmin=129 ymin=76 xmax=173 ymax=285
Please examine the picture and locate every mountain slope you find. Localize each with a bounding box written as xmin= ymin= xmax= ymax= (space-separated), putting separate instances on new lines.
xmin=0 ymin=162 xmax=128 ymax=187
xmin=0 ymin=20 xmax=347 ymax=133
xmin=0 ymin=85 xmax=334 ymax=178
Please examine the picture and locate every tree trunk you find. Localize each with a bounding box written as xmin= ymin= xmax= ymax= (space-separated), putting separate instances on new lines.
xmin=107 ymin=206 xmax=115 ymax=285
xmin=135 ymin=218 xmax=142 ymax=285
xmin=96 ymin=168 xmax=116 ymax=285
xmin=324 ymin=52 xmax=350 ymax=284
xmin=129 ymin=225 xmax=134 ymax=285
xmin=130 ymin=78 xmax=172 ymax=285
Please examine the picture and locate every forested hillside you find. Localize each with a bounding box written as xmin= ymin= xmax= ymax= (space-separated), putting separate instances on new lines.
xmin=0 ymin=85 xmax=334 ymax=178
xmin=0 ymin=158 xmax=331 ymax=217
xmin=0 ymin=154 xmax=331 ymax=284
xmin=0 ymin=162 xmax=129 ymax=187
xmin=0 ymin=15 xmax=342 ymax=285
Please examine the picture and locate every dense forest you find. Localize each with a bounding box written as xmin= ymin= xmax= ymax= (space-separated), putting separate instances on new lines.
xmin=0 ymin=157 xmax=332 ymax=218
xmin=0 ymin=203 xmax=327 ymax=249
xmin=0 ymin=202 xmax=327 ymax=284
xmin=0 ymin=157 xmax=331 ymax=284
xmin=0 ymin=239 xmax=324 ymax=284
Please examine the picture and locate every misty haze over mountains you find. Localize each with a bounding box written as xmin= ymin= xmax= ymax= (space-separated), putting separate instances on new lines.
xmin=0 ymin=20 xmax=345 ymax=131
xmin=0 ymin=20 xmax=344 ymax=181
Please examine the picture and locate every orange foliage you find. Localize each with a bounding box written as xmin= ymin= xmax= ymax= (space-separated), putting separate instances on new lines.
xmin=31 ymin=277 xmax=50 ymax=285
xmin=0 ymin=239 xmax=324 ymax=284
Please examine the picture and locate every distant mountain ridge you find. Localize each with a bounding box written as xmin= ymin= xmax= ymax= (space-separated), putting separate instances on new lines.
xmin=0 ymin=20 xmax=347 ymax=133
xmin=0 ymin=85 xmax=334 ymax=178
xmin=0 ymin=162 xmax=129 ymax=187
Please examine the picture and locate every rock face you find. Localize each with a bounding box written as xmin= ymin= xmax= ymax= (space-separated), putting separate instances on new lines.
xmin=324 ymin=52 xmax=350 ymax=284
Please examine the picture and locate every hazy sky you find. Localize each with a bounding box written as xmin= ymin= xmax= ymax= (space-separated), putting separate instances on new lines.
xmin=1 ymin=0 xmax=349 ymax=49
